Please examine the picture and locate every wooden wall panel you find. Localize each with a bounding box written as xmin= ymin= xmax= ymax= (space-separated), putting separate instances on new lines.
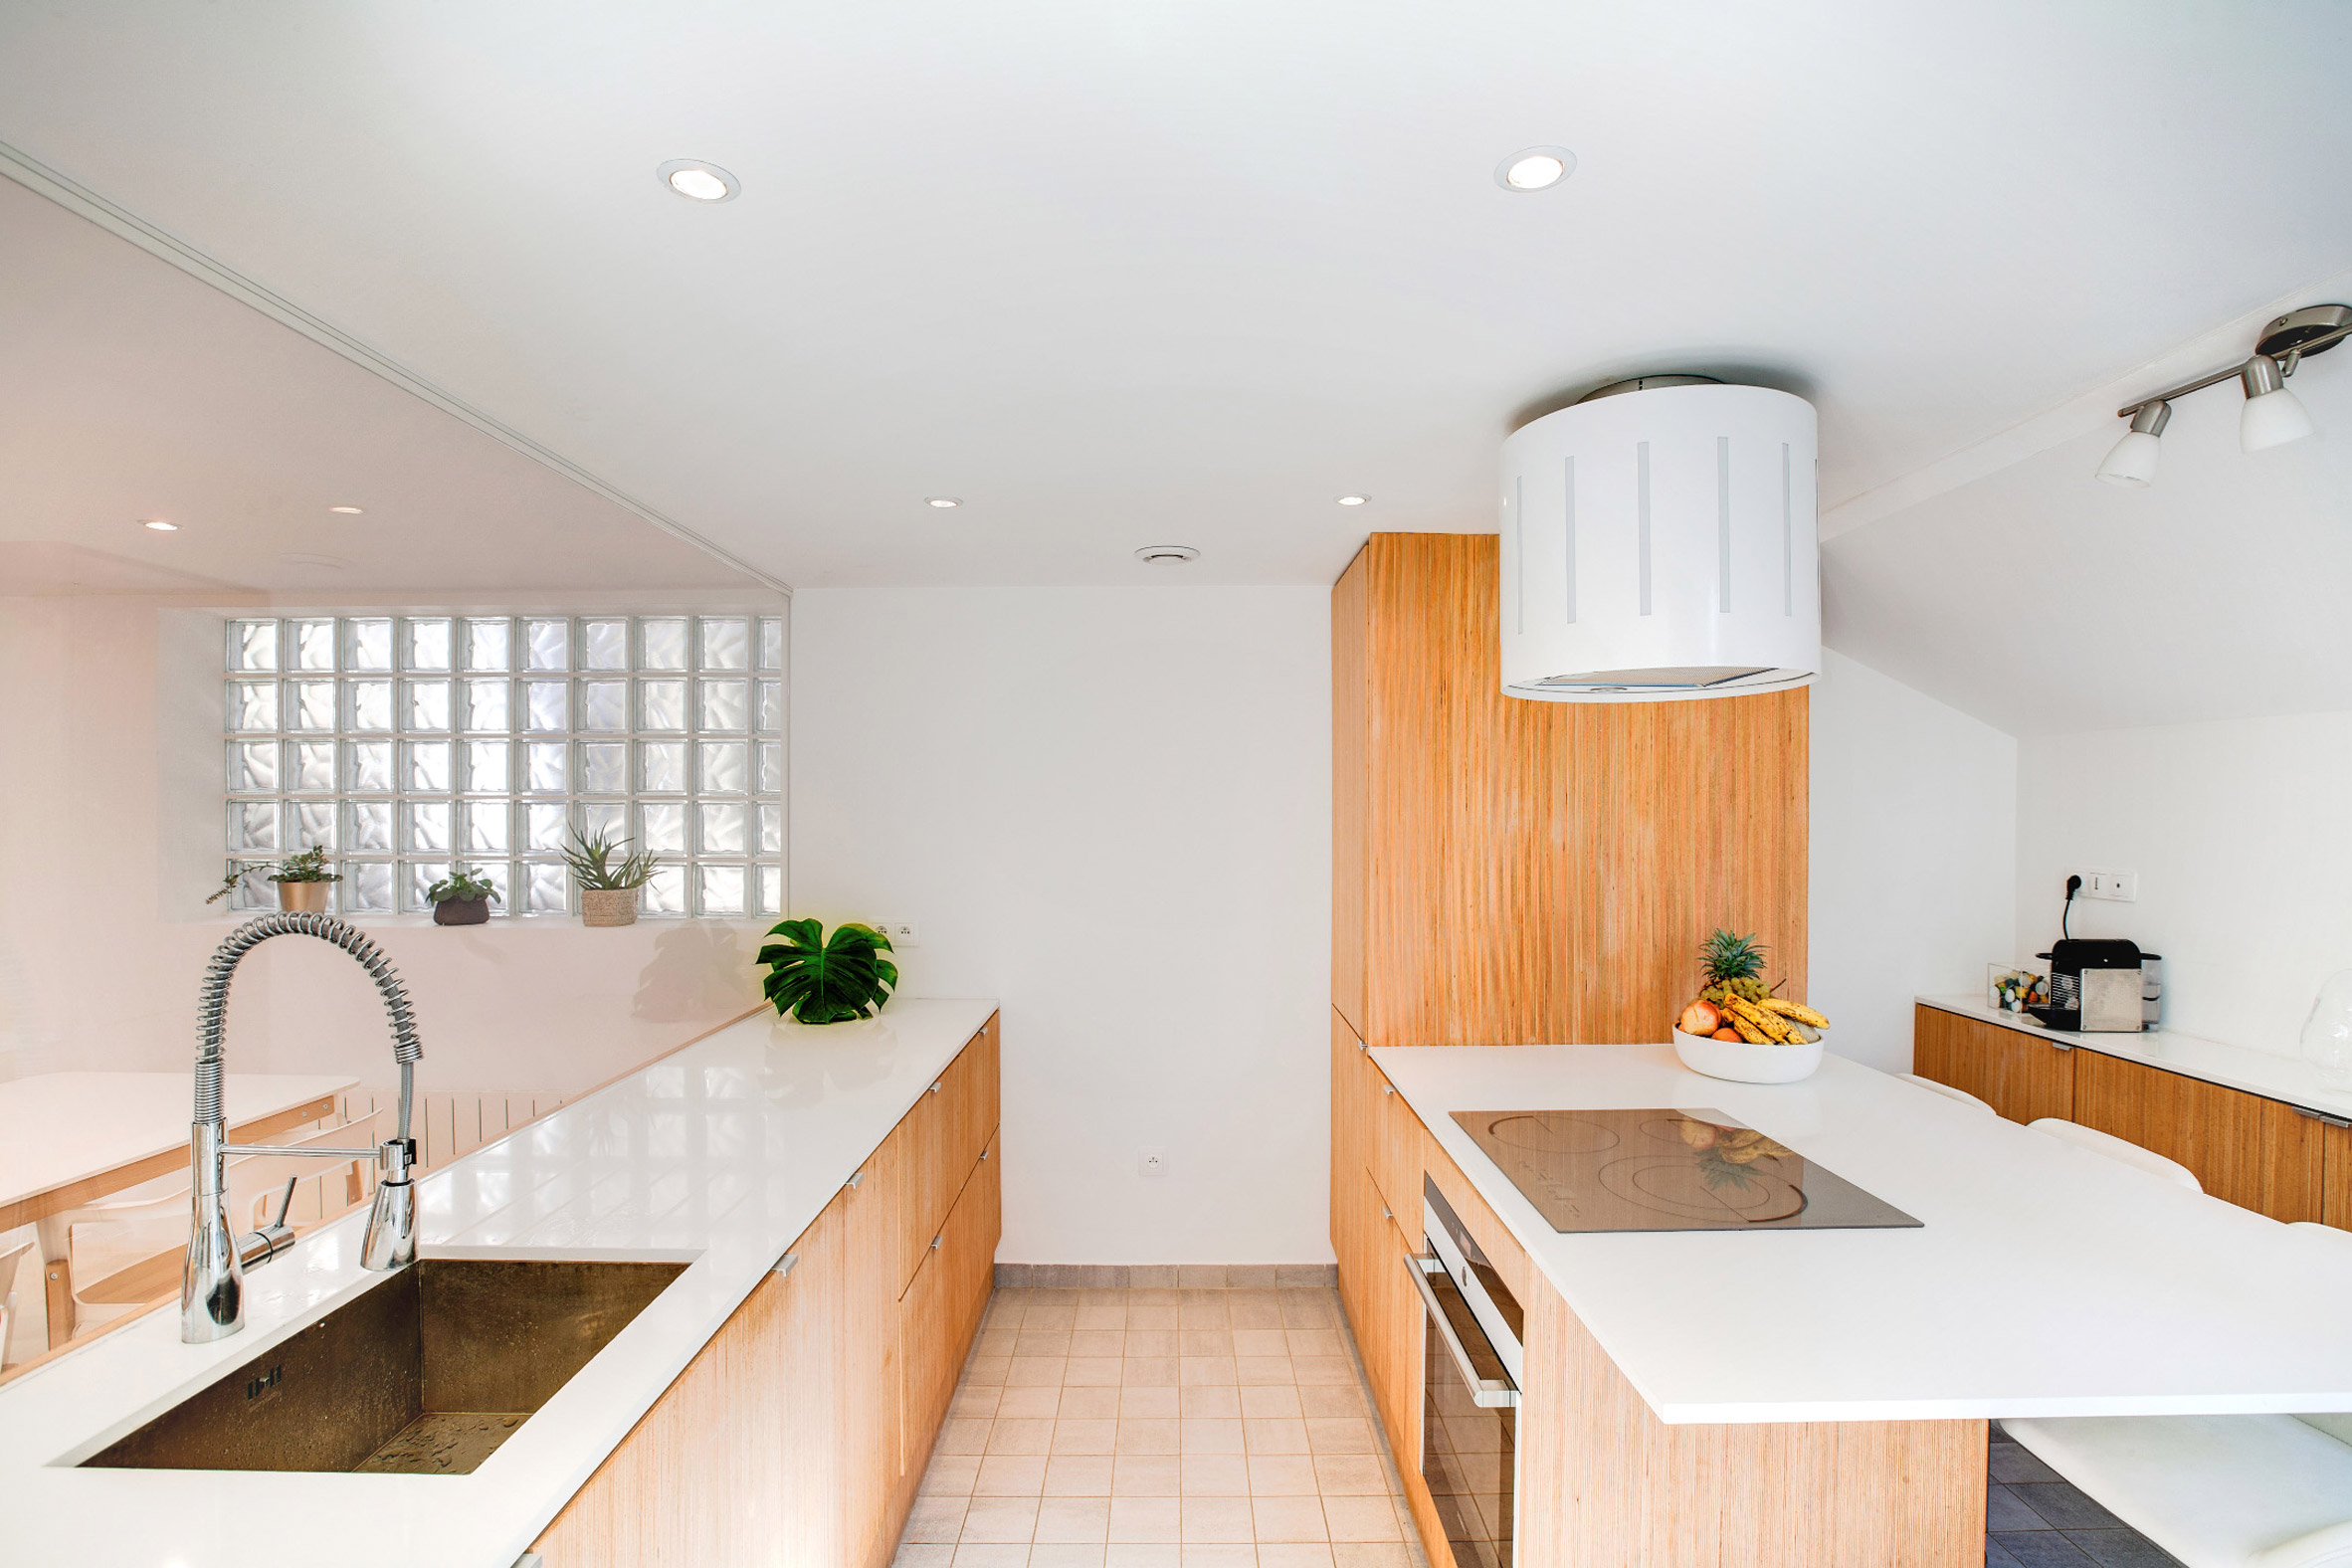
xmin=1911 ymin=1006 xmax=2074 ymax=1125
xmin=2073 ymin=1051 xmax=2324 ymax=1222
xmin=2324 ymin=1121 xmax=2352 ymax=1232
xmin=1341 ymin=533 xmax=1807 ymax=1048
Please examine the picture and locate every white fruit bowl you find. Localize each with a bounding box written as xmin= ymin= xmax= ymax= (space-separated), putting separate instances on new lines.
xmin=1671 ymin=1027 xmax=1825 ymax=1084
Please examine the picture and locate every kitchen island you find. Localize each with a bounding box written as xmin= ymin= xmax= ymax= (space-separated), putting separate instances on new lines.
xmin=0 ymin=997 xmax=999 ymax=1568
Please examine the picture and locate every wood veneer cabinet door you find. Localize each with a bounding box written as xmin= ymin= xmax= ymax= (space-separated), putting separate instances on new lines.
xmin=2073 ymin=1051 xmax=2324 ymax=1222
xmin=1370 ymin=1066 xmax=1424 ymax=1228
xmin=901 ymin=1132 xmax=1001 ymax=1479
xmin=1912 ymin=1005 xmax=2074 ymax=1124
xmin=2323 ymin=1121 xmax=2352 ymax=1231
xmin=844 ymin=1124 xmax=911 ymax=1568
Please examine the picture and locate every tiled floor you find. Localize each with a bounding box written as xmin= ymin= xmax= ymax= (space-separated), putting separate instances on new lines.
xmin=893 ymin=1284 xmax=1424 ymax=1568
xmin=1986 ymin=1424 xmax=2181 ymax=1567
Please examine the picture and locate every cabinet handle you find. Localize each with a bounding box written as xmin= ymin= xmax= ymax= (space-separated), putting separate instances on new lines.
xmin=846 ymin=1170 xmax=865 ymax=1190
xmin=773 ymin=1252 xmax=799 ymax=1277
xmin=931 ymin=1235 xmax=943 ymax=1251
xmin=2295 ymin=1106 xmax=2352 ymax=1129
xmin=930 ymin=1080 xmax=943 ymax=1095
xmin=980 ymin=1148 xmax=991 ymax=1160
xmin=1381 ymin=1205 xmax=1393 ymax=1221
xmin=1383 ymin=1084 xmax=1396 ymax=1096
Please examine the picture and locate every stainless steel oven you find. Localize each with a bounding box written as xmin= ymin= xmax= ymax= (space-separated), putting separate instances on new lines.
xmin=1408 ymin=1176 xmax=1522 ymax=1568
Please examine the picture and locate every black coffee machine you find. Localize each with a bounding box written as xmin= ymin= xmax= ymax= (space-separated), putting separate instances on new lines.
xmin=2030 ymin=938 xmax=2144 ymax=1032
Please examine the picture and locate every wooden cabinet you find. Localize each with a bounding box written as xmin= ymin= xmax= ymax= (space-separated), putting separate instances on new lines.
xmin=2073 ymin=1051 xmax=2324 ymax=1222
xmin=1912 ymin=1004 xmax=2074 ymax=1123
xmin=902 ymin=1128 xmax=1000 ymax=1476
xmin=2325 ymin=1121 xmax=2352 ymax=1231
xmin=843 ymin=1111 xmax=912 ymax=1568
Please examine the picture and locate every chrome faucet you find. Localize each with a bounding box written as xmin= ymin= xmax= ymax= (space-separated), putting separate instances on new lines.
xmin=183 ymin=912 xmax=425 ymax=1344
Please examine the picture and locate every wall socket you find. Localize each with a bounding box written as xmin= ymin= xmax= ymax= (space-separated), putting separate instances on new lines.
xmin=1139 ymin=1149 xmax=1167 ymax=1178
xmin=2070 ymin=869 xmax=2139 ymax=903
xmin=874 ymin=920 xmax=921 ymax=947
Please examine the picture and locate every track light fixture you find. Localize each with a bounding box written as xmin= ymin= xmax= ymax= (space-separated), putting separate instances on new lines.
xmin=2097 ymin=303 xmax=2346 ymax=487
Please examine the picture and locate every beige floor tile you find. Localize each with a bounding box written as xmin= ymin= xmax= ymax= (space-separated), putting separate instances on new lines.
xmin=1289 ymin=1357 xmax=1353 ymax=1386
xmin=964 ymin=1356 xmax=1013 ymax=1387
xmin=1327 ymin=1546 xmax=1412 ymax=1568
xmin=1108 ymin=1495 xmax=1183 ymax=1542
xmin=1179 ymin=1549 xmax=1257 ymax=1568
xmin=1112 ymin=1455 xmax=1182 ymax=1496
xmin=1104 ymin=1547 xmax=1183 ymax=1568
xmin=903 ymin=1496 xmax=969 ymax=1544
xmin=1021 ymin=1328 xmax=1077 ymax=1355
xmin=950 ymin=1545 xmax=1030 ymax=1568
xmin=1054 ymin=1419 xmax=1119 ymax=1456
xmin=1230 ymin=1328 xmax=1288 ymax=1357
xmin=1060 ymin=1385 xmax=1123 ymax=1420
xmin=1279 ymin=1301 xmax=1335 ymax=1329
xmin=922 ymin=1453 xmax=983 ymax=1494
xmin=891 ymin=1546 xmax=956 ymax=1568
xmin=1120 ymin=1387 xmax=1180 ymax=1418
xmin=1257 ymin=1546 xmax=1336 ymax=1568
xmin=1115 ymin=1418 xmax=1182 ymax=1456
xmin=1242 ymin=1418 xmax=1309 ymax=1454
xmin=1246 ymin=1454 xmax=1319 ymax=1495
xmin=1124 ymin=1329 xmax=1179 ymax=1357
xmin=1036 ymin=1496 xmax=1113 ymax=1543
xmin=1178 ymin=1301 xmax=1232 ymax=1327
xmin=1180 ymin=1495 xmax=1255 ymax=1543
xmin=1307 ymin=1454 xmax=1386 ymax=1495
xmin=990 ymin=1418 xmax=1056 ymax=1455
xmin=1044 ymin=1454 xmax=1117 ymax=1495
xmin=1251 ymin=1495 xmax=1329 ymax=1543
xmin=1180 ymin=1328 xmax=1236 ymax=1356
xmin=1075 ymin=1301 xmax=1128 ymax=1331
xmin=1283 ymin=1329 xmax=1343 ymax=1358
xmin=1179 ymin=1356 xmax=1238 ymax=1387
xmin=1067 ymin=1356 xmax=1125 ymax=1386
xmin=952 ymin=1387 xmax=1005 ymax=1419
xmin=1302 ymin=1419 xmax=1373 ymax=1455
xmin=1179 ymin=1385 xmax=1243 ymax=1418
xmin=1026 ymin=1298 xmax=1080 ymax=1329
xmin=1228 ymin=1300 xmax=1284 ymax=1330
xmin=1317 ymin=1495 xmax=1401 ymax=1543
xmin=1123 ymin=1357 xmax=1180 ymax=1387
xmin=974 ymin=1455 xmax=1049 ymax=1495
xmin=1009 ymin=1356 xmax=1070 ymax=1387
xmin=938 ymin=1418 xmax=994 ymax=1455
xmin=1126 ymin=1303 xmax=1180 ymax=1330
xmin=1239 ymin=1386 xmax=1302 ymax=1419
xmin=998 ymin=1386 xmax=1064 ymax=1419
xmin=1181 ymin=1417 xmax=1246 ymax=1454
xmin=1179 ymin=1453 xmax=1251 ymax=1495
xmin=1070 ymin=1330 xmax=1125 ymax=1357
xmin=1234 ymin=1357 xmax=1293 ymax=1387
xmin=1293 ymin=1386 xmax=1364 ymax=1419
xmin=960 ymin=1495 xmax=1042 ymax=1543
xmin=1032 ymin=1547 xmax=1110 ymax=1568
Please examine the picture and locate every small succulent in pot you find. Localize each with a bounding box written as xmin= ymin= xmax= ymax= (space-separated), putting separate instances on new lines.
xmin=427 ymin=867 xmax=500 ymax=926
xmin=266 ymin=846 xmax=340 ymax=912
xmin=758 ymin=919 xmax=898 ymax=1025
xmin=561 ymin=828 xmax=657 ymax=927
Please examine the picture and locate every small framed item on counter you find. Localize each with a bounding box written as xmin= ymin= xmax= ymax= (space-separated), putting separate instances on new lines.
xmin=1988 ymin=964 xmax=2050 ymax=1015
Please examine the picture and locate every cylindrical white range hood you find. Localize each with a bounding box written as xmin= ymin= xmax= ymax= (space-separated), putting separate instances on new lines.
xmin=1498 ymin=378 xmax=1820 ymax=702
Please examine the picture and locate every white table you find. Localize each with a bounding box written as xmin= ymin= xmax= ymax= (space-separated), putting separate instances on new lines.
xmin=0 ymin=1071 xmax=358 ymax=1348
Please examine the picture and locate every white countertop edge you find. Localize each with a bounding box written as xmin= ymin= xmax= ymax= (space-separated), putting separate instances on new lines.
xmin=1916 ymin=994 xmax=2352 ymax=1121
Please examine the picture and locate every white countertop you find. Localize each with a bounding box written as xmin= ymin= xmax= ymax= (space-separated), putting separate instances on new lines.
xmin=1373 ymin=1042 xmax=2352 ymax=1426
xmin=1 ymin=1071 xmax=359 ymax=1213
xmin=1917 ymin=993 xmax=2352 ymax=1122
xmin=0 ymin=997 xmax=997 ymax=1568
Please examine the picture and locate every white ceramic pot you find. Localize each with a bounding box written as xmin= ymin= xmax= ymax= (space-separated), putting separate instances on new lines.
xmin=1671 ymin=1027 xmax=1824 ymax=1084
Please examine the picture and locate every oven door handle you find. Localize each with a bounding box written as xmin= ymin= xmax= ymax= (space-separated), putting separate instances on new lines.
xmin=1406 ymin=1254 xmax=1519 ymax=1408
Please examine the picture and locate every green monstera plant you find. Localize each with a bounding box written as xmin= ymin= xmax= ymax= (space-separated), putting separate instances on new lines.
xmin=758 ymin=918 xmax=899 ymax=1025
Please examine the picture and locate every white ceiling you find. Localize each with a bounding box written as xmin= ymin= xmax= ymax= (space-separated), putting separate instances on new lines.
xmin=2 ymin=1 xmax=2349 ymax=590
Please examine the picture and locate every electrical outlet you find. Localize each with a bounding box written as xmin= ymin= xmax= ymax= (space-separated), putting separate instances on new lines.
xmin=874 ymin=920 xmax=920 ymax=947
xmin=2070 ymin=869 xmax=2139 ymax=904
xmin=1139 ymin=1149 xmax=1166 ymax=1178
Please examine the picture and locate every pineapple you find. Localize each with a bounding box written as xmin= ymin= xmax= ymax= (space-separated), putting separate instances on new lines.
xmin=1698 ymin=928 xmax=1770 ymax=1007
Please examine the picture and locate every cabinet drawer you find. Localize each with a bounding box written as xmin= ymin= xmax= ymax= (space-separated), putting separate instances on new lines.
xmin=1912 ymin=1004 xmax=2072 ymax=1123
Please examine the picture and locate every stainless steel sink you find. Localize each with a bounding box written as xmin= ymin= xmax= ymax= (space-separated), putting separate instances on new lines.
xmin=82 ymin=1259 xmax=687 ymax=1474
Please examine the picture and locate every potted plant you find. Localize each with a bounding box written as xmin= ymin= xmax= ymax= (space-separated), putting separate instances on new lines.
xmin=427 ymin=867 xmax=500 ymax=926
xmin=561 ymin=828 xmax=656 ymax=927
xmin=267 ymin=846 xmax=339 ymax=912
xmin=758 ymin=919 xmax=898 ymax=1024
xmin=1670 ymin=928 xmax=1834 ymax=1084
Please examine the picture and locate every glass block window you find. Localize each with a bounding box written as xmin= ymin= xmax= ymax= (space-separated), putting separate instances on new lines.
xmin=221 ymin=614 xmax=785 ymax=918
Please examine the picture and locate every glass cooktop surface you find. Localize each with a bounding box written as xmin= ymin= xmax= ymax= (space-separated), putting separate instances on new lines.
xmin=1451 ymin=1107 xmax=1920 ymax=1234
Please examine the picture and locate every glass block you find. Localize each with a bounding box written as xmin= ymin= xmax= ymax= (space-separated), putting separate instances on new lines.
xmin=473 ymin=861 xmax=512 ymax=913
xmin=697 ymin=679 xmax=748 ymax=732
xmin=756 ymin=680 xmax=783 ymax=733
xmin=757 ymin=742 xmax=784 ymax=794
xmin=291 ymin=681 xmax=337 ymax=731
xmin=231 ymin=801 xmax=280 ymax=852
xmin=581 ymin=681 xmax=627 ymax=732
xmin=525 ymin=619 xmax=570 ymax=671
xmin=350 ymin=680 xmax=393 ymax=732
xmin=524 ymin=861 xmax=569 ymax=915
xmin=581 ymin=742 xmax=629 ymax=795
xmin=234 ymin=863 xmax=277 ymax=911
xmin=465 ymin=740 xmax=509 ymax=795
xmin=232 ymin=619 xmax=279 ymax=672
xmin=403 ymin=679 xmax=451 ymax=732
xmin=698 ymin=741 xmax=747 ymax=794
xmin=525 ymin=742 xmax=568 ymax=793
xmin=582 ymin=619 xmax=628 ymax=671
xmin=759 ymin=865 xmax=782 ymax=914
xmin=404 ymin=741 xmax=451 ymax=793
xmin=699 ymin=801 xmax=746 ymax=854
xmin=464 ymin=679 xmax=510 ymax=732
xmin=229 ymin=681 xmax=279 ymax=732
xmin=294 ymin=742 xmax=336 ymax=793
xmin=350 ymin=801 xmax=394 ymax=853
xmin=294 ymin=801 xmax=335 ymax=850
xmin=639 ymin=679 xmax=686 ymax=731
xmin=642 ymin=617 xmax=688 ymax=671
xmin=406 ymin=618 xmax=453 ymax=672
xmin=525 ymin=802 xmax=570 ymax=852
xmin=698 ymin=865 xmax=746 ymax=916
xmin=465 ymin=802 xmax=510 ymax=854
xmin=404 ymin=862 xmax=453 ymax=913
xmin=758 ymin=617 xmax=784 ymax=672
xmin=641 ymin=741 xmax=687 ymax=793
xmin=759 ymin=803 xmax=784 ymax=856
xmin=465 ymin=618 xmax=511 ymax=672
xmin=228 ymin=741 xmax=279 ymax=793
xmin=576 ymin=801 xmax=625 ymax=842
xmin=347 ymin=861 xmax=394 ymax=913
xmin=292 ymin=619 xmax=337 ymax=672
xmin=641 ymin=801 xmax=686 ymax=854
xmin=348 ymin=742 xmax=393 ymax=793
xmin=405 ymin=802 xmax=451 ymax=853
xmin=349 ymin=619 xmax=393 ymax=672
xmin=644 ymin=865 xmax=687 ymax=916
xmin=699 ymin=617 xmax=751 ymax=671
xmin=525 ymin=681 xmax=568 ymax=732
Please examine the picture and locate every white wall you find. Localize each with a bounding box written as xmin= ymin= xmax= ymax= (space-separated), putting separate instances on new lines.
xmin=791 ymin=587 xmax=1331 ymax=1267
xmin=1809 ymin=649 xmax=2019 ymax=1072
xmin=2018 ymin=711 xmax=2352 ymax=1058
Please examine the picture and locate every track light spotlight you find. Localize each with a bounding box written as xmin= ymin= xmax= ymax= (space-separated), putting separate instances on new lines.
xmin=2238 ymin=353 xmax=2316 ymax=453
xmin=2096 ymin=401 xmax=2170 ymax=488
xmin=2098 ymin=303 xmax=2344 ymax=487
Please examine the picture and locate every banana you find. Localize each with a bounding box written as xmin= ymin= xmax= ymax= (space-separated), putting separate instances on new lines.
xmin=1762 ymin=998 xmax=1830 ymax=1030
xmin=1723 ymin=1011 xmax=1771 ymax=1045
xmin=1725 ymin=998 xmax=1795 ymax=1044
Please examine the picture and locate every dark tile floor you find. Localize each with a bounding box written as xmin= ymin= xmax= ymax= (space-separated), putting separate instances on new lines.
xmin=1986 ymin=1424 xmax=2183 ymax=1567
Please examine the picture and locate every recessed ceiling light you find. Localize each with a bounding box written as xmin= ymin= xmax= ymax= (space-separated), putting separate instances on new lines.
xmin=1336 ymin=494 xmax=1371 ymax=507
xmin=1135 ymin=545 xmax=1200 ymax=564
xmin=139 ymin=518 xmax=178 ymax=531
xmin=1495 ymin=146 xmax=1576 ymax=191
xmin=658 ymin=160 xmax=739 ymax=202
xmin=925 ymin=495 xmax=963 ymax=508
xmin=327 ymin=504 xmax=364 ymax=515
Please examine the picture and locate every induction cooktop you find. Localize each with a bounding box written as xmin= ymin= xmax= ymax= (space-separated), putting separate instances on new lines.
xmin=1451 ymin=1107 xmax=1921 ymax=1234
